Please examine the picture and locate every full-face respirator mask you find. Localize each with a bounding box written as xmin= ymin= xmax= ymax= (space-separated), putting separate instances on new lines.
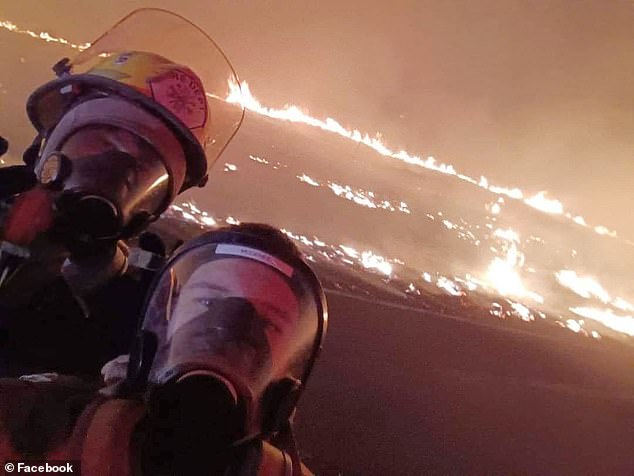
xmin=0 ymin=8 xmax=246 ymax=292
xmin=33 ymin=97 xmax=185 ymax=247
xmin=125 ymin=229 xmax=328 ymax=445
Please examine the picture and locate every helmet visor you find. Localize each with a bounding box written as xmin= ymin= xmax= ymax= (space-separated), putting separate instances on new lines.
xmin=32 ymin=8 xmax=244 ymax=173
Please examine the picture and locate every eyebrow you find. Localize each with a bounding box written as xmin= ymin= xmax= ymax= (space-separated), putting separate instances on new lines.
xmin=258 ymin=301 xmax=295 ymax=324
xmin=185 ymin=283 xmax=231 ymax=293
xmin=184 ymin=282 xmax=293 ymax=323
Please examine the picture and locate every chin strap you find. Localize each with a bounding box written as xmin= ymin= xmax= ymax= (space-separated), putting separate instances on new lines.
xmin=269 ymin=421 xmax=306 ymax=476
xmin=230 ymin=436 xmax=311 ymax=476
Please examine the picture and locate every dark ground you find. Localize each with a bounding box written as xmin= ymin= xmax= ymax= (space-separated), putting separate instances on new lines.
xmin=295 ymin=291 xmax=634 ymax=475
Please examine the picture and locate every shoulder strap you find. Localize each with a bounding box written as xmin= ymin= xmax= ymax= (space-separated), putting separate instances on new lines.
xmin=228 ymin=439 xmax=314 ymax=476
xmin=80 ymin=398 xmax=147 ymax=476
xmin=48 ymin=395 xmax=105 ymax=460
xmin=270 ymin=422 xmax=313 ymax=476
xmin=259 ymin=441 xmax=293 ymax=476
xmin=0 ymin=376 xmax=99 ymax=460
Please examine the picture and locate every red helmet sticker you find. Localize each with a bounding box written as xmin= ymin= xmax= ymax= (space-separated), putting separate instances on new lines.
xmin=148 ymin=69 xmax=208 ymax=130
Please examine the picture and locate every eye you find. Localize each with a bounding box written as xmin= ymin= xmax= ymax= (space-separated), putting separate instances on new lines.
xmin=196 ymin=297 xmax=216 ymax=307
xmin=263 ymin=318 xmax=282 ymax=334
xmin=123 ymin=170 xmax=135 ymax=192
xmin=189 ymin=288 xmax=224 ymax=307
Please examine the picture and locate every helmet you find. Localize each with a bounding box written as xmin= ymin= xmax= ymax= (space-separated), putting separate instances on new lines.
xmin=26 ymin=8 xmax=244 ymax=192
xmin=126 ymin=224 xmax=328 ymax=439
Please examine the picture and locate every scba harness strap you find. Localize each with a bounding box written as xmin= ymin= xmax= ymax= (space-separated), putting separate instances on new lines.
xmin=71 ymin=397 xmax=307 ymax=475
xmin=0 ymin=387 xmax=307 ymax=475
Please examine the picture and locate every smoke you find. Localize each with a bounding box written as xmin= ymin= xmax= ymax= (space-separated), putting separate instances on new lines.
xmin=4 ymin=0 xmax=634 ymax=231
xmin=208 ymin=0 xmax=634 ymax=237
xmin=3 ymin=1 xmax=634 ymax=241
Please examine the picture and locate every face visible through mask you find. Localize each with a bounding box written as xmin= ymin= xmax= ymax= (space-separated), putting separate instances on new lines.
xmin=59 ymin=125 xmax=169 ymax=205
xmin=60 ymin=125 xmax=154 ymax=159
xmin=168 ymin=258 xmax=302 ymax=381
xmin=38 ymin=125 xmax=173 ymax=241
xmin=138 ymin=235 xmax=324 ymax=446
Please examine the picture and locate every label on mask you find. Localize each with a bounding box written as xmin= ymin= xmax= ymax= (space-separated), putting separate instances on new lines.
xmin=215 ymin=244 xmax=294 ymax=278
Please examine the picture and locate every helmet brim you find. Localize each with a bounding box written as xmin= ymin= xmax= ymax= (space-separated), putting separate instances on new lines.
xmin=26 ymin=74 xmax=207 ymax=192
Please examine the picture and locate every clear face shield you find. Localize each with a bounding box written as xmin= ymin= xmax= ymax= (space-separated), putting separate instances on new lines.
xmin=22 ymin=8 xmax=245 ymax=246
xmin=136 ymin=240 xmax=325 ymax=440
xmin=28 ymin=8 xmax=245 ymax=188
xmin=0 ymin=9 xmax=246 ymax=291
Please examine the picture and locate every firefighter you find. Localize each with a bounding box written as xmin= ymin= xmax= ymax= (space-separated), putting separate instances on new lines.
xmin=0 ymin=8 xmax=244 ymax=376
xmin=0 ymin=223 xmax=327 ymax=476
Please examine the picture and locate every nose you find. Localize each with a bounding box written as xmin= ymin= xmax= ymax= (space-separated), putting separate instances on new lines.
xmin=210 ymin=298 xmax=269 ymax=347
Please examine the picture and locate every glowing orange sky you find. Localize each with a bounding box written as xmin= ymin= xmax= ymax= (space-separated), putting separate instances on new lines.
xmin=2 ymin=0 xmax=633 ymax=237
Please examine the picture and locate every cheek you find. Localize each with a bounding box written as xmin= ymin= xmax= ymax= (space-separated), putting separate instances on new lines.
xmin=173 ymin=296 xmax=204 ymax=318
xmin=264 ymin=327 xmax=298 ymax=377
xmin=167 ymin=298 xmax=206 ymax=336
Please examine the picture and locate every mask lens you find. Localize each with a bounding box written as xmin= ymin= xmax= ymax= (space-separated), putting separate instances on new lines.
xmin=43 ymin=127 xmax=171 ymax=241
xmin=142 ymin=244 xmax=320 ymax=392
xmin=166 ymin=297 xmax=273 ymax=391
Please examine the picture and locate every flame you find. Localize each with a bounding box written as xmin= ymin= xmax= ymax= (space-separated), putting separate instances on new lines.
xmin=612 ymin=297 xmax=634 ymax=312
xmin=6 ymin=16 xmax=634 ymax=340
xmin=524 ymin=191 xmax=564 ymax=215
xmin=555 ymin=270 xmax=611 ymax=303
xmin=442 ymin=220 xmax=458 ymax=230
xmin=510 ymin=301 xmax=534 ymax=321
xmin=325 ymin=182 xmax=411 ymax=213
xmin=570 ymin=307 xmax=634 ymax=337
xmin=249 ymin=154 xmax=269 ymax=165
xmin=226 ymin=79 xmax=627 ymax=241
xmin=454 ymin=275 xmax=480 ymax=291
xmin=168 ymin=201 xmax=634 ymax=338
xmin=0 ymin=20 xmax=90 ymax=50
xmin=295 ymin=173 xmax=412 ymax=214
xmin=360 ymin=251 xmax=393 ymax=276
xmin=573 ymin=216 xmax=588 ymax=226
xmin=201 ymin=216 xmax=217 ymax=226
xmin=490 ymin=302 xmax=504 ymax=318
xmin=565 ymin=319 xmax=584 ymax=333
xmin=0 ymin=16 xmax=627 ymax=242
xmin=436 ymin=276 xmax=463 ymax=296
xmin=555 ymin=271 xmax=634 ymax=314
xmin=486 ymin=258 xmax=541 ymax=302
xmin=339 ymin=245 xmax=359 ymax=258
xmin=170 ymin=201 xmax=401 ymax=278
xmin=328 ymin=183 xmax=380 ymax=209
xmin=594 ymin=226 xmax=618 ymax=238
xmin=485 ymin=228 xmax=543 ymax=303
xmin=297 ymin=174 xmax=320 ymax=187
xmin=487 ymin=184 xmax=524 ymax=200
xmin=493 ymin=228 xmax=520 ymax=243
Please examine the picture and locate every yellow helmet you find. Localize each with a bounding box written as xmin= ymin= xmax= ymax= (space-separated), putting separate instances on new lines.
xmin=26 ymin=9 xmax=244 ymax=192
xmin=88 ymin=51 xmax=211 ymax=149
